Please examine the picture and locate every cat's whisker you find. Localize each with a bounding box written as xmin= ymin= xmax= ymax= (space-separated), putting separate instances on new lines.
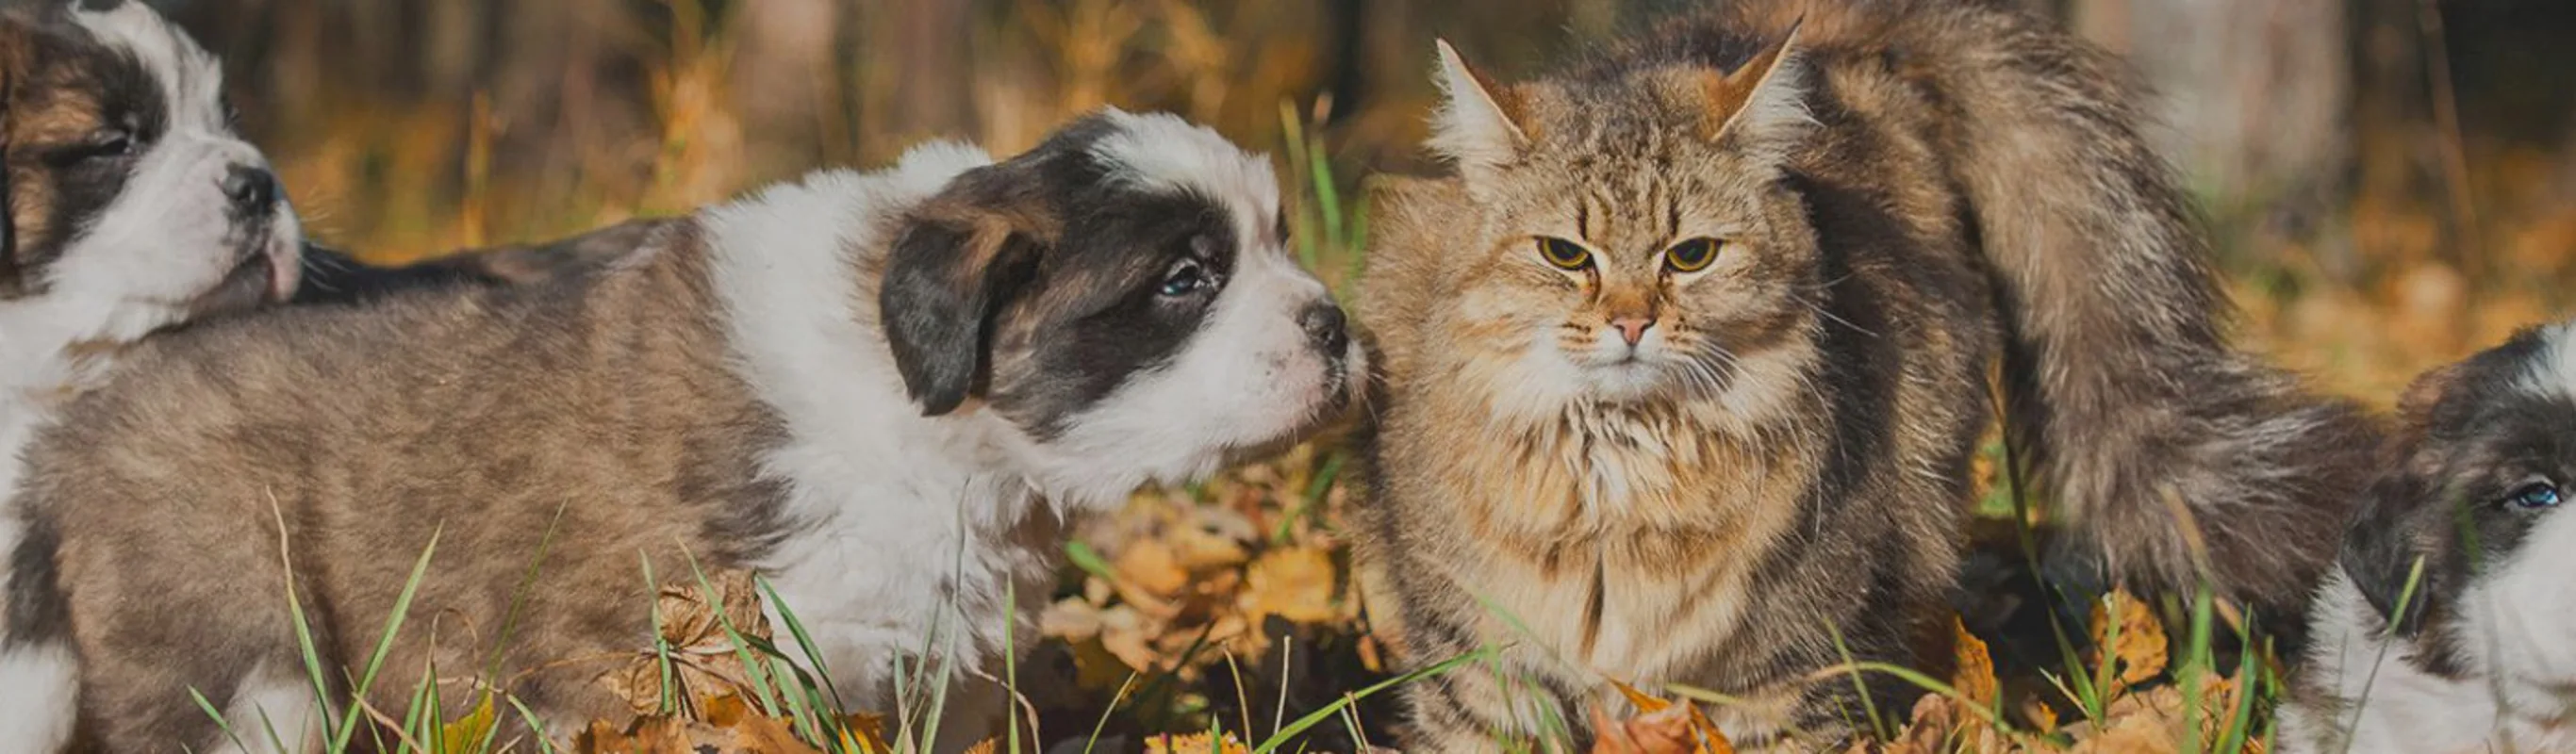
xmin=1795 ymin=291 xmax=1876 ymax=338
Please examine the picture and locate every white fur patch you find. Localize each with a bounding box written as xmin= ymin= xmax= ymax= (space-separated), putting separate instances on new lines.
xmin=1089 ymin=108 xmax=1283 ymax=230
xmin=211 ymin=663 xmax=324 ymax=754
xmin=0 ymin=641 xmax=80 ymax=752
xmin=2517 ymin=320 xmax=2576 ymax=402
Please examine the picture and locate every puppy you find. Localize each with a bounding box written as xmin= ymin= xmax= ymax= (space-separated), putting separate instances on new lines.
xmin=2281 ymin=320 xmax=2576 ymax=753
xmin=0 ymin=2 xmax=305 ymax=746
xmin=6 ymin=109 xmax=1360 ymax=750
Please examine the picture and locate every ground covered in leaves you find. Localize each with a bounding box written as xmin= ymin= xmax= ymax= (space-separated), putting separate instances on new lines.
xmin=540 ymin=435 xmax=2288 ymax=754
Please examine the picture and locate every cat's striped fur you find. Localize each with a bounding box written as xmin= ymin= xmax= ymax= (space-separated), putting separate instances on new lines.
xmin=1352 ymin=0 xmax=2375 ymax=748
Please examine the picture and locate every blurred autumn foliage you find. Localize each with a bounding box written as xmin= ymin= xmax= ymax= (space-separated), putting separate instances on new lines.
xmin=121 ymin=0 xmax=2576 ymax=749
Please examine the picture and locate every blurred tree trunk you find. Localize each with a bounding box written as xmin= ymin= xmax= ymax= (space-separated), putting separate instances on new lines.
xmin=2070 ymin=0 xmax=2354 ymax=272
xmin=731 ymin=0 xmax=842 ymax=172
xmin=857 ymin=0 xmax=978 ymax=144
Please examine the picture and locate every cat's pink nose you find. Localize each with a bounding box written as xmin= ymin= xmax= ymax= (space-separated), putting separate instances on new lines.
xmin=1611 ymin=318 xmax=1654 ymax=346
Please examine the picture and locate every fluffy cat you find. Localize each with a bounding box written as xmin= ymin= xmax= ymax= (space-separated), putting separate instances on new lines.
xmin=1351 ymin=0 xmax=2376 ymax=748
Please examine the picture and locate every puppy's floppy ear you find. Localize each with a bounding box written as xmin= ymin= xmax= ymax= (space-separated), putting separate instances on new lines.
xmin=2338 ymin=471 xmax=2441 ymax=636
xmin=880 ymin=174 xmax=1052 ymax=417
xmin=2340 ymin=361 xmax=2470 ymax=634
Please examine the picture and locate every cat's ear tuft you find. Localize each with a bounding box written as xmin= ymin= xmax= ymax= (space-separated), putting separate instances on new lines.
xmin=1429 ymin=40 xmax=1531 ymax=178
xmin=1697 ymin=20 xmax=1813 ymax=157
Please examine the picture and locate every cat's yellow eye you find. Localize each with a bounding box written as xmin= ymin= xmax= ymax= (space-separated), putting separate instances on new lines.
xmin=1665 ymin=238 xmax=1724 ymax=272
xmin=1537 ymin=238 xmax=1592 ymax=270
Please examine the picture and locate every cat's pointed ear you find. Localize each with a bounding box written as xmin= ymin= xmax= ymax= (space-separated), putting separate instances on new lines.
xmin=1694 ymin=19 xmax=1812 ymax=156
xmin=1429 ymin=40 xmax=1531 ymax=178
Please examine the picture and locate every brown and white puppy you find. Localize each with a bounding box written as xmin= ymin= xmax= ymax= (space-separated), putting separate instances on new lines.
xmin=7 ymin=109 xmax=1360 ymax=751
xmin=0 ymin=2 xmax=303 ymax=746
xmin=2281 ymin=320 xmax=2576 ymax=754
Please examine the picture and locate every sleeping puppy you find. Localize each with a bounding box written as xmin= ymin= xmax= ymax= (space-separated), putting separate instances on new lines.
xmin=5 ymin=109 xmax=1360 ymax=751
xmin=2280 ymin=320 xmax=2576 ymax=753
xmin=0 ymin=2 xmax=305 ymax=746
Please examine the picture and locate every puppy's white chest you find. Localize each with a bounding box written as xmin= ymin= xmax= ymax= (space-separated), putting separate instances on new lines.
xmin=751 ymin=473 xmax=1055 ymax=710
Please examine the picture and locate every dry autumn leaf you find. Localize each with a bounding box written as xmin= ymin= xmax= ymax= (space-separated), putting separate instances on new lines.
xmin=1146 ymin=731 xmax=1251 ymax=754
xmin=2089 ymin=589 xmax=2170 ymax=690
xmin=702 ymin=693 xmax=823 ymax=754
xmin=1115 ymin=539 xmax=1194 ymax=598
xmin=441 ymin=695 xmax=498 ymax=752
xmin=2062 ymin=674 xmax=2254 ymax=754
xmin=1593 ymin=680 xmax=1735 ymax=754
xmin=1952 ymin=616 xmax=2000 ymax=710
xmin=602 ymin=568 xmax=780 ymax=717
xmin=838 ymin=713 xmax=894 ymax=754
xmin=1241 ymin=546 xmax=1338 ymax=625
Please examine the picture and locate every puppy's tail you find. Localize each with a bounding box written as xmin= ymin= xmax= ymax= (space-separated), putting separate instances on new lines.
xmin=1747 ymin=0 xmax=2381 ymax=621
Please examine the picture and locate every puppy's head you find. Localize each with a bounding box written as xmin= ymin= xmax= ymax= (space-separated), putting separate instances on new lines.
xmin=2339 ymin=321 xmax=2576 ymax=677
xmin=879 ymin=109 xmax=1362 ymax=507
xmin=0 ymin=0 xmax=300 ymax=331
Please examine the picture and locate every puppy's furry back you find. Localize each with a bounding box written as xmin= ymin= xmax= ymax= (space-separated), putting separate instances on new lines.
xmin=1698 ymin=0 xmax=2376 ymax=615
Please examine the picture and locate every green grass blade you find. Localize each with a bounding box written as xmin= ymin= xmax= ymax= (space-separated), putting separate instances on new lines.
xmin=504 ymin=694 xmax=562 ymax=754
xmin=190 ymin=686 xmax=253 ymax=754
xmin=1823 ymin=620 xmax=1890 ymax=741
xmin=1250 ymin=647 xmax=1493 ymax=754
xmin=334 ymin=527 xmax=443 ymax=751
xmin=1082 ymin=671 xmax=1143 ymax=754
xmin=682 ymin=551 xmax=785 ymax=717
xmin=480 ymin=503 xmax=570 ymax=686
xmin=758 ymin=575 xmax=846 ymax=713
xmin=1064 ymin=541 xmax=1117 ymax=583
xmin=639 ymin=553 xmax=679 ymax=715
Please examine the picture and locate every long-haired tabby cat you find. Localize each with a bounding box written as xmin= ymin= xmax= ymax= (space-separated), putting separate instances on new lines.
xmin=1350 ymin=0 xmax=2378 ymax=748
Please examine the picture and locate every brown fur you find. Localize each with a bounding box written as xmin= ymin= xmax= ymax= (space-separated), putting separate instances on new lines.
xmin=15 ymin=223 xmax=792 ymax=746
xmin=1354 ymin=0 xmax=2377 ymax=747
xmin=1789 ymin=0 xmax=2383 ymax=623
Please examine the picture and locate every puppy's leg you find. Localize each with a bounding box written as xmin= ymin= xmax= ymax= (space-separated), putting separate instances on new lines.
xmin=52 ymin=501 xmax=322 ymax=751
xmin=71 ymin=598 xmax=319 ymax=752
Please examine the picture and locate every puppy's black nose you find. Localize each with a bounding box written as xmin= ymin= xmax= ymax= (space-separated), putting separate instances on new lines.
xmin=223 ymin=165 xmax=279 ymax=217
xmin=1300 ymin=303 xmax=1348 ymax=354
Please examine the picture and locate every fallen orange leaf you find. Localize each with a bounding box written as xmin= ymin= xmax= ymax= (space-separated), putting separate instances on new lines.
xmin=2089 ymin=589 xmax=2170 ymax=690
xmin=1595 ymin=680 xmax=1734 ymax=754
xmin=1145 ymin=731 xmax=1250 ymax=754
xmin=1952 ymin=616 xmax=2000 ymax=709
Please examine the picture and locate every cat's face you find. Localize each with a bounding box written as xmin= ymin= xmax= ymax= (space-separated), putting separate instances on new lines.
xmin=1422 ymin=32 xmax=1819 ymax=416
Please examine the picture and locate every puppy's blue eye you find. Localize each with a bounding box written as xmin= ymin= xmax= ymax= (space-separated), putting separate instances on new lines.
xmin=1159 ymin=260 xmax=1210 ymax=297
xmin=2509 ymin=481 xmax=2563 ymax=510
